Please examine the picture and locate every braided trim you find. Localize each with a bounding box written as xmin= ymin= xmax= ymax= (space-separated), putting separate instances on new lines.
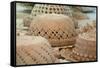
xmin=70 ymin=51 xmax=96 ymax=62
xmin=59 ymin=46 xmax=96 ymax=62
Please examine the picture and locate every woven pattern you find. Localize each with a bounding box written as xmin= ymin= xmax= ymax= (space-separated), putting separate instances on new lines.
xmin=16 ymin=36 xmax=58 ymax=65
xmin=60 ymin=31 xmax=96 ymax=62
xmin=29 ymin=14 xmax=76 ymax=47
xmin=31 ymin=4 xmax=72 ymax=17
xmin=72 ymin=31 xmax=96 ymax=61
xmin=23 ymin=4 xmax=74 ymax=27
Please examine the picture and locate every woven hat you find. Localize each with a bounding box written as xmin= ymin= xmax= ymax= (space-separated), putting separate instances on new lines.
xmin=72 ymin=31 xmax=96 ymax=61
xmin=29 ymin=14 xmax=77 ymax=47
xmin=16 ymin=36 xmax=58 ymax=65
xmin=60 ymin=31 xmax=96 ymax=62
xmin=23 ymin=4 xmax=74 ymax=27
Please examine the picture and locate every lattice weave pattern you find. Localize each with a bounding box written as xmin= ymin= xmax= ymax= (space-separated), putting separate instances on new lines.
xmin=16 ymin=36 xmax=58 ymax=65
xmin=29 ymin=14 xmax=77 ymax=47
xmin=31 ymin=4 xmax=72 ymax=17
xmin=24 ymin=4 xmax=76 ymax=27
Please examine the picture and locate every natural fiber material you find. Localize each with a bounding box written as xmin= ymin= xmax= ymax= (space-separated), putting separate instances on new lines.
xmin=72 ymin=31 xmax=96 ymax=62
xmin=23 ymin=4 xmax=74 ymax=27
xmin=60 ymin=31 xmax=96 ymax=62
xmin=16 ymin=36 xmax=58 ymax=65
xmin=31 ymin=4 xmax=72 ymax=17
xmin=29 ymin=14 xmax=77 ymax=47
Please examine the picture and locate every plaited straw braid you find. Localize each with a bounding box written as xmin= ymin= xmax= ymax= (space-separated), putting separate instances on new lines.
xmin=16 ymin=36 xmax=58 ymax=65
xmin=60 ymin=31 xmax=96 ymax=62
xmin=23 ymin=4 xmax=75 ymax=27
xmin=70 ymin=49 xmax=96 ymax=62
xmin=60 ymin=46 xmax=96 ymax=62
xmin=29 ymin=14 xmax=77 ymax=47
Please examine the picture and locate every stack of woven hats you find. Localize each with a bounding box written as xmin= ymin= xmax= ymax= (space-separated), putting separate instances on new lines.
xmin=17 ymin=4 xmax=96 ymax=63
xmin=28 ymin=14 xmax=77 ymax=60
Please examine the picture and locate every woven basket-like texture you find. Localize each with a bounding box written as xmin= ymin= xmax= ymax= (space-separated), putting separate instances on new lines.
xmin=60 ymin=31 xmax=96 ymax=62
xmin=23 ymin=4 xmax=74 ymax=27
xmin=16 ymin=36 xmax=58 ymax=65
xmin=72 ymin=31 xmax=96 ymax=61
xmin=31 ymin=4 xmax=72 ymax=17
xmin=29 ymin=14 xmax=77 ymax=47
